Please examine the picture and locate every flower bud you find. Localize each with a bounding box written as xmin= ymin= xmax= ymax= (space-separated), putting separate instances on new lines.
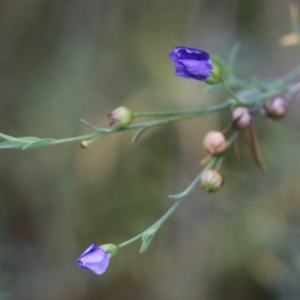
xmin=205 ymin=63 xmax=222 ymax=85
xmin=108 ymin=106 xmax=134 ymax=128
xmin=169 ymin=47 xmax=215 ymax=82
xmin=200 ymin=169 xmax=223 ymax=192
xmin=203 ymin=131 xmax=228 ymax=156
xmin=77 ymin=244 xmax=110 ymax=275
xmin=80 ymin=140 xmax=89 ymax=149
xmin=100 ymin=244 xmax=119 ymax=257
xmin=264 ymin=97 xmax=288 ymax=119
xmin=231 ymin=107 xmax=252 ymax=130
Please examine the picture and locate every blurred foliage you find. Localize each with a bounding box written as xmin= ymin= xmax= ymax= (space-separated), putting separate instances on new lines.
xmin=0 ymin=0 xmax=300 ymax=299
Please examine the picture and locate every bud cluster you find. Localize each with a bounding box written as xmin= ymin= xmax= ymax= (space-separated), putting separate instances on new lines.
xmin=199 ymin=95 xmax=287 ymax=193
xmin=201 ymin=131 xmax=227 ymax=193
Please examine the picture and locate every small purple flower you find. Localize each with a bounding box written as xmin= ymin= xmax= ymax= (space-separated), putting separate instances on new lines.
xmin=77 ymin=244 xmax=110 ymax=275
xmin=169 ymin=46 xmax=214 ymax=81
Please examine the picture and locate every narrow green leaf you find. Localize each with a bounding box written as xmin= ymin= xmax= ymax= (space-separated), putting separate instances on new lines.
xmin=19 ymin=137 xmax=41 ymax=141
xmin=132 ymin=127 xmax=148 ymax=142
xmin=80 ymin=119 xmax=109 ymax=132
xmin=0 ymin=135 xmax=43 ymax=149
xmin=0 ymin=133 xmax=41 ymax=143
xmin=140 ymin=225 xmax=159 ymax=253
xmin=22 ymin=139 xmax=56 ymax=150
xmin=0 ymin=141 xmax=25 ymax=149
xmin=0 ymin=133 xmax=18 ymax=142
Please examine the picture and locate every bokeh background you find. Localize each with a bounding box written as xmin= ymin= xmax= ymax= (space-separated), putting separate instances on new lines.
xmin=0 ymin=0 xmax=300 ymax=299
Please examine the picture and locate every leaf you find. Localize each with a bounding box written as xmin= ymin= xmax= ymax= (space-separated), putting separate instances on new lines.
xmin=0 ymin=135 xmax=45 ymax=149
xmin=140 ymin=225 xmax=160 ymax=253
xmin=0 ymin=141 xmax=26 ymax=149
xmin=168 ymin=192 xmax=183 ymax=199
xmin=19 ymin=137 xmax=41 ymax=141
xmin=22 ymin=139 xmax=56 ymax=150
xmin=0 ymin=133 xmax=41 ymax=143
xmin=132 ymin=127 xmax=149 ymax=142
xmin=80 ymin=119 xmax=109 ymax=132
xmin=0 ymin=133 xmax=18 ymax=142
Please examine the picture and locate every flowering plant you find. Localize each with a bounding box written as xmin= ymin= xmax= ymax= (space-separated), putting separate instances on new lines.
xmin=0 ymin=3 xmax=299 ymax=277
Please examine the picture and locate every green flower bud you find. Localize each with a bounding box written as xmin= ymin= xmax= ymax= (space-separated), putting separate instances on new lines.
xmin=231 ymin=107 xmax=252 ymax=130
xmin=205 ymin=63 xmax=222 ymax=85
xmin=203 ymin=131 xmax=228 ymax=156
xmin=200 ymin=169 xmax=224 ymax=192
xmin=100 ymin=244 xmax=119 ymax=257
xmin=108 ymin=106 xmax=134 ymax=128
xmin=264 ymin=97 xmax=288 ymax=119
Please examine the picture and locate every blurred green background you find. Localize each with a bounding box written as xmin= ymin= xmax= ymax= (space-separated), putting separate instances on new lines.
xmin=0 ymin=0 xmax=300 ymax=299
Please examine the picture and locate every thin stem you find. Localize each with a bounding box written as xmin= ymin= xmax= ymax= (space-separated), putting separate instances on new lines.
xmin=119 ymin=155 xmax=230 ymax=249
xmin=53 ymin=132 xmax=102 ymax=145
xmin=0 ymin=101 xmax=231 ymax=150
xmin=134 ymin=102 xmax=230 ymax=118
xmin=247 ymin=85 xmax=291 ymax=105
xmin=169 ymin=158 xmax=217 ymax=199
xmin=118 ymin=197 xmax=183 ymax=248
xmin=220 ymin=78 xmax=244 ymax=104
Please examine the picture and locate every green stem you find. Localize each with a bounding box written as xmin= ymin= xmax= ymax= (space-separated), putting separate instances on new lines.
xmin=169 ymin=157 xmax=218 ymax=199
xmin=53 ymin=132 xmax=102 ymax=145
xmin=220 ymin=78 xmax=244 ymax=104
xmin=247 ymin=85 xmax=291 ymax=105
xmin=118 ymin=158 xmax=220 ymax=249
xmin=0 ymin=101 xmax=231 ymax=150
xmin=118 ymin=197 xmax=183 ymax=248
xmin=134 ymin=102 xmax=230 ymax=118
xmin=48 ymin=103 xmax=232 ymax=145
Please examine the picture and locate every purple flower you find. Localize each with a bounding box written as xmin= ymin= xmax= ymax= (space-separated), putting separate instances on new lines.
xmin=169 ymin=47 xmax=214 ymax=81
xmin=77 ymin=244 xmax=110 ymax=275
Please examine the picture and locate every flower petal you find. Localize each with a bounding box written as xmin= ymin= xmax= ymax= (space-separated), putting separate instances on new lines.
xmin=169 ymin=46 xmax=213 ymax=81
xmin=77 ymin=244 xmax=111 ymax=275
xmin=180 ymin=59 xmax=213 ymax=80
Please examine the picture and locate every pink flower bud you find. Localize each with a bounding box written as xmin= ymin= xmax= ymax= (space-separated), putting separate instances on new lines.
xmin=231 ymin=107 xmax=252 ymax=130
xmin=203 ymin=131 xmax=228 ymax=156
xmin=108 ymin=106 xmax=134 ymax=128
xmin=264 ymin=97 xmax=288 ymax=119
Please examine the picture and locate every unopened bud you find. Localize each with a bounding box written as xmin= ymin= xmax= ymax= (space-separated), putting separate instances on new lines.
xmin=80 ymin=140 xmax=89 ymax=149
xmin=108 ymin=106 xmax=134 ymax=128
xmin=200 ymin=169 xmax=223 ymax=192
xmin=203 ymin=131 xmax=228 ymax=156
xmin=264 ymin=97 xmax=288 ymax=119
xmin=231 ymin=107 xmax=252 ymax=130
